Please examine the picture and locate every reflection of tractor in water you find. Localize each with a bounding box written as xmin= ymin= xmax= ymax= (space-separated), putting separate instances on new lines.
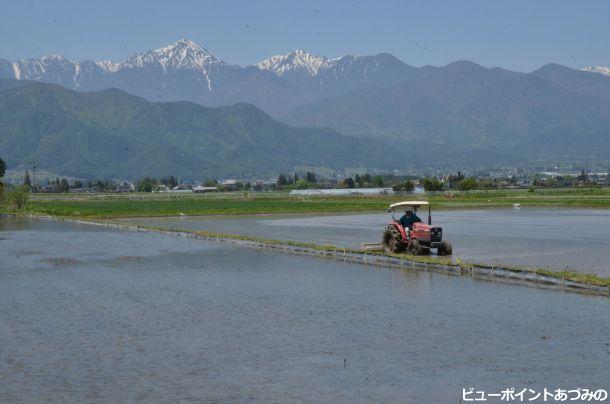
xmin=382 ymin=201 xmax=452 ymax=256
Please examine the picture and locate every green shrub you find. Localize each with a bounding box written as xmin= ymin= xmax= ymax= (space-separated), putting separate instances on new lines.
xmin=7 ymin=185 xmax=30 ymax=210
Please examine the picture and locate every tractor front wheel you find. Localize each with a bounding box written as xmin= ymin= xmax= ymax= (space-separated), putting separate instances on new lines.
xmin=382 ymin=226 xmax=405 ymax=253
xmin=437 ymin=240 xmax=453 ymax=256
xmin=407 ymin=239 xmax=424 ymax=255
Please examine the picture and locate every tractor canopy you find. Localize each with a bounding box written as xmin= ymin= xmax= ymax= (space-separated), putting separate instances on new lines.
xmin=388 ymin=201 xmax=429 ymax=212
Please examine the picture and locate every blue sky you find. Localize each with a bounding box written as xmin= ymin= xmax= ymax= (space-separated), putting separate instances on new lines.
xmin=1 ymin=0 xmax=609 ymax=71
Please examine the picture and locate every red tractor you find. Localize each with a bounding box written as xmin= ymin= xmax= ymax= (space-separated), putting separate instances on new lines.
xmin=382 ymin=201 xmax=452 ymax=256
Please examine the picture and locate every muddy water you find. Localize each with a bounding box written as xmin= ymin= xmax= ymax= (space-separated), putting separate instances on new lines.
xmin=1 ymin=217 xmax=609 ymax=402
xmin=122 ymin=208 xmax=610 ymax=277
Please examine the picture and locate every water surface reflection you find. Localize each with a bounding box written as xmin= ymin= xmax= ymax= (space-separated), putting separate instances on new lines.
xmin=1 ymin=217 xmax=609 ymax=402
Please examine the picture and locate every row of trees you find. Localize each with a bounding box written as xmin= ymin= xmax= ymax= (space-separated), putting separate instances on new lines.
xmin=421 ymin=176 xmax=479 ymax=191
xmin=138 ymin=177 xmax=254 ymax=192
xmin=277 ymin=171 xmax=483 ymax=192
xmin=277 ymin=172 xmax=317 ymax=189
xmin=532 ymin=170 xmax=594 ymax=188
xmin=339 ymin=174 xmax=385 ymax=189
xmin=277 ymin=172 xmax=390 ymax=190
xmin=138 ymin=176 xmax=191 ymax=192
xmin=275 ymin=172 xmax=504 ymax=192
xmin=138 ymin=177 xmax=188 ymax=192
xmin=23 ymin=172 xmax=90 ymax=193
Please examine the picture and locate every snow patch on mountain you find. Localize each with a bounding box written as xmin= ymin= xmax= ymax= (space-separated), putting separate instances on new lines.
xmin=11 ymin=62 xmax=21 ymax=79
xmin=11 ymin=54 xmax=76 ymax=84
xmin=581 ymin=66 xmax=610 ymax=76
xmin=95 ymin=60 xmax=119 ymax=73
xmin=118 ymin=39 xmax=225 ymax=73
xmin=257 ymin=50 xmax=339 ymax=76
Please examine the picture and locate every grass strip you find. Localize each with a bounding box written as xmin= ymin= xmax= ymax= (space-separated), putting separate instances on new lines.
xmin=11 ymin=188 xmax=610 ymax=218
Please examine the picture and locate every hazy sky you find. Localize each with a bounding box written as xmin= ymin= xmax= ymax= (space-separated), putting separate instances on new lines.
xmin=2 ymin=0 xmax=610 ymax=72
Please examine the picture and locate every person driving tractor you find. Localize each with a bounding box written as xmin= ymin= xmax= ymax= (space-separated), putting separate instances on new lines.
xmin=383 ymin=200 xmax=452 ymax=256
xmin=400 ymin=210 xmax=422 ymax=229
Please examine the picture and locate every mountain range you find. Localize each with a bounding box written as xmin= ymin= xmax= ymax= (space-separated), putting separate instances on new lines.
xmin=0 ymin=39 xmax=419 ymax=117
xmin=0 ymin=79 xmax=405 ymax=179
xmin=2 ymin=38 xmax=609 ymax=119
xmin=1 ymin=39 xmax=610 ymax=178
xmin=282 ymin=61 xmax=610 ymax=161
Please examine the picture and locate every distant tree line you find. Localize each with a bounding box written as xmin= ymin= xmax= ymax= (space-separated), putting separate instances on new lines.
xmin=2 ymin=161 xmax=602 ymax=202
xmin=421 ymin=177 xmax=443 ymax=192
xmin=339 ymin=174 xmax=384 ymax=189
xmin=531 ymin=170 xmax=594 ymax=188
xmin=136 ymin=176 xmax=252 ymax=192
xmin=422 ymin=175 xmax=486 ymax=192
xmin=277 ymin=171 xmax=318 ymax=190
xmin=139 ymin=176 xmax=193 ymax=192
xmin=277 ymin=172 xmax=394 ymax=190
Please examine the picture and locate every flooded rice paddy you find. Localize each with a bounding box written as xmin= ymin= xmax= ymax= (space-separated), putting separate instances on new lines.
xmin=122 ymin=208 xmax=610 ymax=277
xmin=1 ymin=216 xmax=609 ymax=402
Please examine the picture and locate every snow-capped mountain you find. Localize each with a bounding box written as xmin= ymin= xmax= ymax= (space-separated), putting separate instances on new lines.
xmin=0 ymin=39 xmax=414 ymax=115
xmin=257 ymin=50 xmax=336 ymax=76
xmin=257 ymin=49 xmax=416 ymax=84
xmin=581 ymin=66 xmax=610 ymax=76
xmin=256 ymin=50 xmax=417 ymax=103
xmin=11 ymin=54 xmax=77 ymax=85
xmin=5 ymin=39 xmax=610 ymax=118
xmin=117 ymin=39 xmax=228 ymax=73
xmin=2 ymin=39 xmax=234 ymax=90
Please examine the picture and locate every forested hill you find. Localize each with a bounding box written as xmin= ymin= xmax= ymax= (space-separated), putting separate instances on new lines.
xmin=0 ymin=79 xmax=403 ymax=179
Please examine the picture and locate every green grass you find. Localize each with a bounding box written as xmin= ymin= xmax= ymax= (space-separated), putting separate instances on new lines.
xmin=23 ymin=198 xmax=392 ymax=218
xmin=15 ymin=187 xmax=610 ymax=218
xmin=427 ymin=187 xmax=610 ymax=209
xmin=533 ymin=268 xmax=610 ymax=288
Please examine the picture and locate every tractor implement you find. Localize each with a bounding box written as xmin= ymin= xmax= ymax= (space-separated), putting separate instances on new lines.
xmin=381 ymin=201 xmax=452 ymax=256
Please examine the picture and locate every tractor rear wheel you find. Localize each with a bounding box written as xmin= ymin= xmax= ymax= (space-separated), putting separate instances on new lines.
xmin=437 ymin=240 xmax=453 ymax=256
xmin=382 ymin=226 xmax=405 ymax=253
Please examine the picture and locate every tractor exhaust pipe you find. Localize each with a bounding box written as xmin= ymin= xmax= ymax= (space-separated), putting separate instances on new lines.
xmin=428 ymin=205 xmax=431 ymax=225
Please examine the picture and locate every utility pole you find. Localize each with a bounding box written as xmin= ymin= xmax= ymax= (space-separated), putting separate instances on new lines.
xmin=31 ymin=160 xmax=37 ymax=191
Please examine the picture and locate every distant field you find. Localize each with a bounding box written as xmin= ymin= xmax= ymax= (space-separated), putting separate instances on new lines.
xmin=14 ymin=187 xmax=610 ymax=218
xmin=25 ymin=198 xmax=391 ymax=218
